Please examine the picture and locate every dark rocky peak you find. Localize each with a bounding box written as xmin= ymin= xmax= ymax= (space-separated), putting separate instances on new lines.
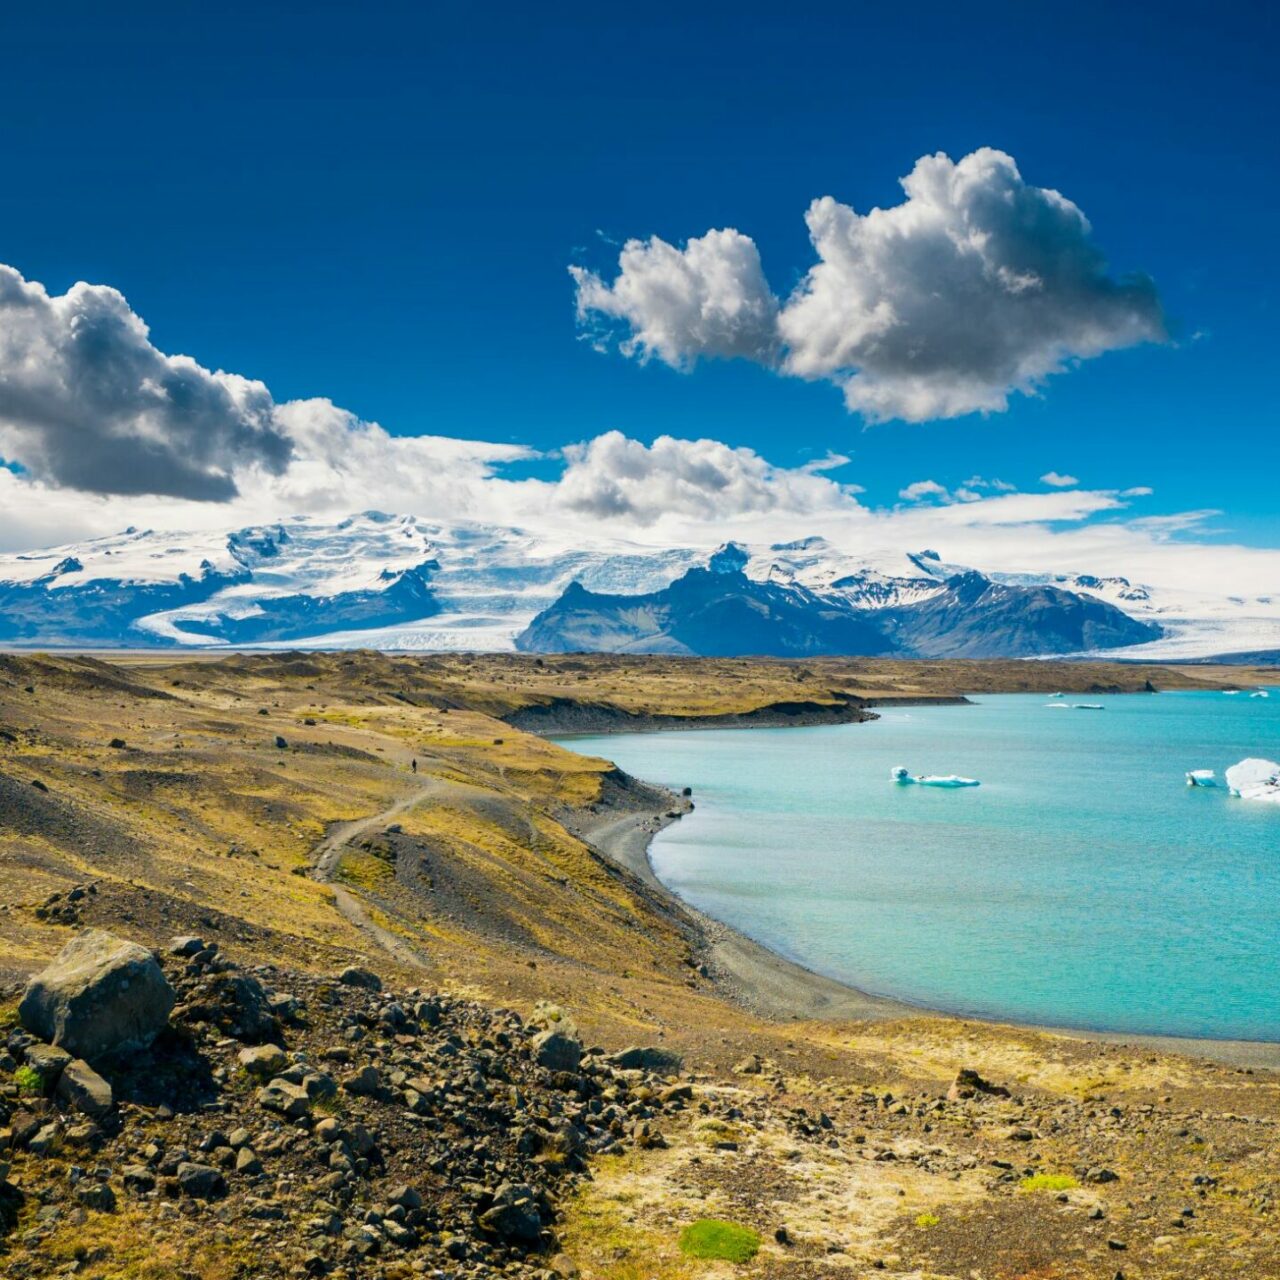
xmin=708 ymin=542 xmax=750 ymax=574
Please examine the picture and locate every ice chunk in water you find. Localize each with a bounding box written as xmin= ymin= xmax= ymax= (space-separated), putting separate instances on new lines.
xmin=1225 ymin=758 xmax=1280 ymax=805
xmin=891 ymin=766 xmax=979 ymax=788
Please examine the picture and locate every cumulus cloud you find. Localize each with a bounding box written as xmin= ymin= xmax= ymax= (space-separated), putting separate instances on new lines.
xmin=554 ymin=430 xmax=856 ymax=524
xmin=569 ymin=229 xmax=778 ymax=368
xmin=899 ymin=479 xmax=950 ymax=502
xmin=0 ymin=265 xmax=292 ymax=499
xmin=573 ymin=148 xmax=1165 ymax=422
xmin=1041 ymin=470 xmax=1080 ymax=487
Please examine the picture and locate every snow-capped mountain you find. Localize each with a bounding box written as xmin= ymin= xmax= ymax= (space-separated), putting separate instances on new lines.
xmin=0 ymin=512 xmax=1274 ymax=659
xmin=0 ymin=514 xmax=703 ymax=650
xmin=516 ymin=554 xmax=1160 ymax=658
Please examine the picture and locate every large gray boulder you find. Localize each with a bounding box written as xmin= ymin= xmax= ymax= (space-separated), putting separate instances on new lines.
xmin=18 ymin=930 xmax=175 ymax=1063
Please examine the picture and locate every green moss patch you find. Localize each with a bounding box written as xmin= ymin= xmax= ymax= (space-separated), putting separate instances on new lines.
xmin=1019 ymin=1173 xmax=1079 ymax=1193
xmin=678 ymin=1219 xmax=761 ymax=1263
xmin=14 ymin=1065 xmax=44 ymax=1096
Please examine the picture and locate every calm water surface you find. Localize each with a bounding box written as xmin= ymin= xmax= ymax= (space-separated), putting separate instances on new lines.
xmin=558 ymin=691 xmax=1280 ymax=1041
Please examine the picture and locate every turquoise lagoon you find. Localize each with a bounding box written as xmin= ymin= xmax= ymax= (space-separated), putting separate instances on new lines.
xmin=558 ymin=691 xmax=1280 ymax=1042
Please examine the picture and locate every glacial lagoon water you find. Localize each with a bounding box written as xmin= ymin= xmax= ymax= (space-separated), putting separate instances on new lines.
xmin=558 ymin=691 xmax=1280 ymax=1042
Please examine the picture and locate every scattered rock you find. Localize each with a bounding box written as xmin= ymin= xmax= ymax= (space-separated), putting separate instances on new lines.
xmin=337 ymin=967 xmax=382 ymax=991
xmin=184 ymin=972 xmax=278 ymax=1043
xmin=608 ymin=1045 xmax=682 ymax=1073
xmin=238 ymin=1044 xmax=288 ymax=1077
xmin=176 ymin=1161 xmax=227 ymax=1199
xmin=121 ymin=1165 xmax=156 ymax=1193
xmin=257 ymin=1078 xmax=311 ymax=1118
xmin=948 ymin=1068 xmax=1011 ymax=1101
xmin=54 ymin=1058 xmax=114 ymax=1119
xmin=342 ymin=1065 xmax=381 ymax=1096
xmin=75 ymin=1181 xmax=116 ymax=1212
xmin=531 ymin=1029 xmax=582 ymax=1072
xmin=479 ymin=1181 xmax=543 ymax=1244
xmin=23 ymin=1042 xmax=73 ymax=1087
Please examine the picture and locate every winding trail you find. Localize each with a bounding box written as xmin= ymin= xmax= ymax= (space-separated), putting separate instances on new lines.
xmin=311 ymin=777 xmax=453 ymax=971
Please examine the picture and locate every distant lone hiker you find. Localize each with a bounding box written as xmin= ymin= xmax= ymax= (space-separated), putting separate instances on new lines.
xmin=411 ymin=758 xmax=417 ymax=773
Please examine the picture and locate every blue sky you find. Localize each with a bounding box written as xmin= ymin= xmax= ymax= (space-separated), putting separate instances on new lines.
xmin=0 ymin=1 xmax=1275 ymax=563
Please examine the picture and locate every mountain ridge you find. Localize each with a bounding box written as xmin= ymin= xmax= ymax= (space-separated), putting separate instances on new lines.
xmin=516 ymin=563 xmax=1159 ymax=658
xmin=1 ymin=511 xmax=1274 ymax=658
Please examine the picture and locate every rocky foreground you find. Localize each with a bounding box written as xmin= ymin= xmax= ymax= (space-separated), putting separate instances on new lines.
xmin=3 ymin=928 xmax=697 ymax=1278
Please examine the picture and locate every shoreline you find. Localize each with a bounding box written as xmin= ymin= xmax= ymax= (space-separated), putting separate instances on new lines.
xmin=567 ymin=748 xmax=1280 ymax=1074
xmin=520 ymin=693 xmax=972 ymax=737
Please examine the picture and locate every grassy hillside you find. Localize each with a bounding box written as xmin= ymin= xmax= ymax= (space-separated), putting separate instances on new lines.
xmin=0 ymin=652 xmax=1276 ymax=1279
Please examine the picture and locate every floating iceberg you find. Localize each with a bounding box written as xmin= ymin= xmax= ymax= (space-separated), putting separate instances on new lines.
xmin=1225 ymin=758 xmax=1280 ymax=805
xmin=891 ymin=765 xmax=979 ymax=788
xmin=1186 ymin=769 xmax=1217 ymax=788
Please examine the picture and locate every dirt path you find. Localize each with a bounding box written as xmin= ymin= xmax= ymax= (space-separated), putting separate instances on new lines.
xmin=310 ymin=776 xmax=454 ymax=971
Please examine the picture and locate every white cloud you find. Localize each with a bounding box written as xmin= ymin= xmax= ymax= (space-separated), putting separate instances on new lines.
xmin=0 ymin=258 xmax=1269 ymax=625
xmin=1041 ymin=470 xmax=1080 ymax=487
xmin=573 ymin=148 xmax=1165 ymax=422
xmin=899 ymin=479 xmax=950 ymax=502
xmin=901 ymin=475 xmax=1019 ymax=505
xmin=553 ymin=431 xmax=856 ymax=525
xmin=569 ymin=229 xmax=778 ymax=368
xmin=0 ymin=265 xmax=291 ymax=499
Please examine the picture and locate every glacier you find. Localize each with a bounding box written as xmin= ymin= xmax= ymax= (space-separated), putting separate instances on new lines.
xmin=0 ymin=510 xmax=1273 ymax=658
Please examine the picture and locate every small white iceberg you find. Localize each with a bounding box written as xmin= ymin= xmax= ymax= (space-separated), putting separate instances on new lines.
xmin=1185 ymin=769 xmax=1217 ymax=788
xmin=1225 ymin=758 xmax=1280 ymax=805
xmin=891 ymin=765 xmax=980 ymax=788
